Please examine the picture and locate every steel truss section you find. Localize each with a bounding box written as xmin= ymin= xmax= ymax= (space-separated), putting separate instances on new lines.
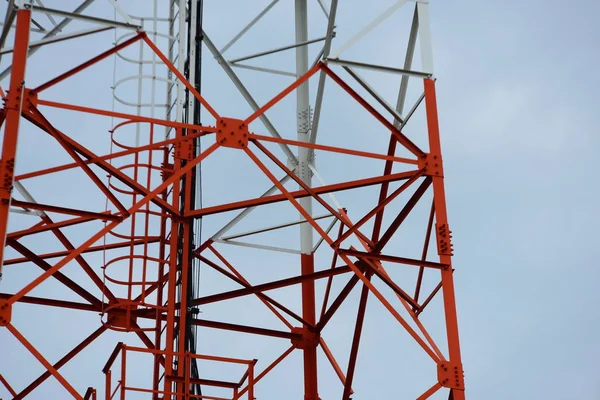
xmin=0 ymin=1 xmax=466 ymax=400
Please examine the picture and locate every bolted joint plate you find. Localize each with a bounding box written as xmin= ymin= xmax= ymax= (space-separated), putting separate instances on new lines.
xmin=437 ymin=361 xmax=464 ymax=389
xmin=3 ymin=87 xmax=37 ymax=111
xmin=216 ymin=117 xmax=249 ymax=149
xmin=417 ymin=153 xmax=443 ymax=177
xmin=174 ymin=139 xmax=194 ymax=161
xmin=0 ymin=300 xmax=11 ymax=326
xmin=436 ymin=223 xmax=454 ymax=256
xmin=291 ymin=326 xmax=320 ymax=350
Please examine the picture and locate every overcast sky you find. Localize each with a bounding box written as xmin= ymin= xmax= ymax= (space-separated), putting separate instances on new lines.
xmin=0 ymin=1 xmax=599 ymax=399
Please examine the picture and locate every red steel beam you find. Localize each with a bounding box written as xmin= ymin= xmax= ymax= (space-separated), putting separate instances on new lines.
xmin=137 ymin=313 xmax=300 ymax=340
xmin=36 ymin=99 xmax=212 ymax=133
xmin=0 ymin=373 xmax=17 ymax=397
xmin=338 ymin=249 xmax=447 ymax=270
xmin=8 ymin=215 xmax=98 ymax=239
xmin=193 ymin=266 xmax=351 ymax=306
xmin=7 ymin=239 xmax=103 ymax=309
xmin=415 ymin=200 xmax=436 ymax=304
xmin=7 ymin=323 xmax=85 ymax=400
xmin=372 ymin=137 xmax=398 ymax=242
xmin=11 ymin=199 xmax=122 ymax=222
xmin=320 ymin=63 xmax=424 ymax=157
xmin=319 ymin=222 xmax=345 ymax=320
xmin=333 ymin=170 xmax=424 ymax=246
xmin=252 ymin=139 xmax=374 ymax=247
xmin=0 ymin=293 xmax=101 ymax=312
xmin=417 ymin=281 xmax=443 ymax=316
xmin=374 ymin=178 xmax=432 ymax=252
xmin=4 ymin=237 xmax=160 ymax=265
xmin=197 ymin=254 xmax=312 ymax=328
xmin=0 ymin=8 xmax=30 ymax=270
xmin=7 ymin=142 xmax=219 ymax=305
xmin=357 ymin=256 xmax=420 ymax=310
xmin=207 ymin=246 xmax=295 ymax=330
xmin=27 ymin=107 xmax=129 ymax=215
xmin=193 ymin=317 xmax=300 ymax=340
xmin=250 ymin=133 xmax=417 ymax=165
xmin=244 ymin=63 xmax=321 ymax=125
xmin=141 ymin=34 xmax=220 ymax=121
xmin=342 ymin=273 xmax=372 ymax=400
xmin=424 ymin=78 xmax=465 ymax=398
xmin=245 ymin=145 xmax=441 ymax=362
xmin=317 ymin=275 xmax=360 ymax=331
xmin=187 ymin=170 xmax=419 ymax=219
xmin=15 ymin=131 xmax=204 ymax=181
xmin=12 ymin=209 xmax=118 ymax=304
xmin=34 ymin=33 xmax=144 ymax=93
xmin=22 ymin=110 xmax=180 ymax=216
xmin=12 ymin=325 xmax=108 ymax=400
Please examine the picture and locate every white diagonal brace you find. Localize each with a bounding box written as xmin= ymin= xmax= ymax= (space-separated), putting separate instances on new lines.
xmin=308 ymin=0 xmax=338 ymax=158
xmin=220 ymin=0 xmax=280 ymax=54
xmin=203 ymin=29 xmax=298 ymax=165
xmin=329 ymin=0 xmax=408 ymax=59
xmin=210 ymin=173 xmax=294 ymax=240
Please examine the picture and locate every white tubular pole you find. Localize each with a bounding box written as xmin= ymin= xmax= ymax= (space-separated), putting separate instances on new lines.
xmin=417 ymin=2 xmax=434 ymax=74
xmin=295 ymin=0 xmax=312 ymax=254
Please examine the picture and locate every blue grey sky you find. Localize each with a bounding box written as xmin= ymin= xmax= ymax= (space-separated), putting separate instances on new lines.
xmin=0 ymin=1 xmax=599 ymax=399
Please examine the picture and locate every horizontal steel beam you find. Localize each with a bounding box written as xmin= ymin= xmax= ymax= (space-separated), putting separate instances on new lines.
xmin=187 ymin=170 xmax=419 ymax=218
xmin=338 ymin=249 xmax=448 ymax=270
xmin=193 ymin=266 xmax=351 ymax=306
xmin=327 ymin=57 xmax=432 ymax=79
xmin=229 ymin=36 xmax=327 ymax=64
xmin=28 ymin=5 xmax=141 ymax=30
xmin=0 ymin=26 xmax=113 ymax=55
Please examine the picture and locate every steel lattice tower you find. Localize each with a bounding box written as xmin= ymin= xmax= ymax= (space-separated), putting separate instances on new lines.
xmin=0 ymin=1 xmax=466 ymax=399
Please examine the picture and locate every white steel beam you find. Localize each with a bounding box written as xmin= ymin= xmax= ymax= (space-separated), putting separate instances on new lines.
xmin=312 ymin=217 xmax=338 ymax=253
xmin=27 ymin=5 xmax=141 ymax=30
xmin=210 ymin=174 xmax=294 ymax=240
xmin=34 ymin=0 xmax=58 ymax=27
xmin=394 ymin=4 xmax=419 ymax=126
xmin=215 ymin=239 xmax=302 ymax=255
xmin=308 ymin=0 xmax=338 ymax=162
xmin=228 ymin=36 xmax=327 ymax=64
xmin=295 ymin=0 xmax=313 ymax=254
xmin=0 ymin=26 xmax=113 ymax=55
xmin=203 ymin=30 xmax=298 ymax=164
xmin=230 ymin=63 xmax=296 ymax=78
xmin=220 ymin=0 xmax=280 ymax=54
xmin=222 ymin=213 xmax=334 ymax=241
xmin=326 ymin=58 xmax=432 ymax=78
xmin=343 ymin=66 xmax=404 ymax=124
xmin=416 ymin=2 xmax=434 ymax=74
xmin=106 ymin=0 xmax=135 ymax=26
xmin=0 ymin=0 xmax=104 ymax=81
xmin=329 ymin=0 xmax=408 ymax=59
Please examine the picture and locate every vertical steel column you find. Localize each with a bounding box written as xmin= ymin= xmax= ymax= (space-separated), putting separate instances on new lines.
xmin=295 ymin=1 xmax=318 ymax=399
xmin=164 ymin=132 xmax=184 ymax=398
xmin=0 ymin=6 xmax=30 ymax=276
xmin=423 ymin=79 xmax=465 ymax=400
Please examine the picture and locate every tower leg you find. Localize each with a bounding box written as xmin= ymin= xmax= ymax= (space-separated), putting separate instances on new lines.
xmin=423 ymin=79 xmax=466 ymax=399
xmin=0 ymin=7 xmax=30 ymax=276
xmin=295 ymin=0 xmax=319 ymax=398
